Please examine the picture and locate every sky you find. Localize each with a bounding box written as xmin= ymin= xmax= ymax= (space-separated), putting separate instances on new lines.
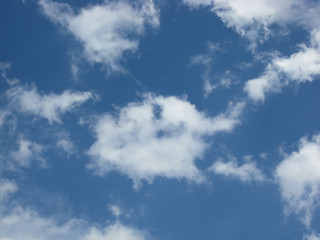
xmin=0 ymin=0 xmax=320 ymax=239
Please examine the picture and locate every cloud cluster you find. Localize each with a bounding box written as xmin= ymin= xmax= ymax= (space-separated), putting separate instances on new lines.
xmin=275 ymin=134 xmax=320 ymax=228
xmin=39 ymin=0 xmax=159 ymax=72
xmin=88 ymin=94 xmax=244 ymax=188
xmin=0 ymin=74 xmax=94 ymax=170
xmin=184 ymin=0 xmax=320 ymax=101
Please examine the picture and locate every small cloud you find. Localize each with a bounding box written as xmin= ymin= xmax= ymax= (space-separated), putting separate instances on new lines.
xmin=109 ymin=205 xmax=122 ymax=219
xmin=6 ymin=83 xmax=94 ymax=124
xmin=0 ymin=179 xmax=17 ymax=202
xmin=209 ymin=156 xmax=266 ymax=183
xmin=10 ymin=137 xmax=46 ymax=169
xmin=259 ymin=152 xmax=268 ymax=160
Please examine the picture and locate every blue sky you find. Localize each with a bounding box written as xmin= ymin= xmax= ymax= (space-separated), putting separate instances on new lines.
xmin=0 ymin=0 xmax=320 ymax=239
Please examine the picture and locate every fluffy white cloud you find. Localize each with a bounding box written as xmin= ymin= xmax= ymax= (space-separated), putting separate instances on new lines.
xmin=275 ymin=134 xmax=320 ymax=228
xmin=39 ymin=0 xmax=159 ymax=72
xmin=88 ymin=94 xmax=244 ymax=188
xmin=244 ymin=28 xmax=320 ymax=102
xmin=0 ymin=181 xmax=151 ymax=240
xmin=6 ymin=84 xmax=93 ymax=124
xmin=183 ymin=0 xmax=317 ymax=48
xmin=209 ymin=157 xmax=266 ymax=183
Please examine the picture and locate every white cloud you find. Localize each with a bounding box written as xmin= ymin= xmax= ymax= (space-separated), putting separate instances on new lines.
xmin=0 ymin=62 xmax=19 ymax=85
xmin=275 ymin=133 xmax=320 ymax=228
xmin=84 ymin=223 xmax=148 ymax=240
xmin=0 ymin=182 xmax=151 ymax=240
xmin=0 ymin=205 xmax=149 ymax=240
xmin=190 ymin=43 xmax=234 ymax=96
xmin=304 ymin=233 xmax=320 ymax=240
xmin=0 ymin=179 xmax=17 ymax=202
xmin=109 ymin=205 xmax=122 ymax=219
xmin=88 ymin=94 xmax=244 ymax=188
xmin=244 ymin=28 xmax=320 ymax=102
xmin=55 ymin=132 xmax=76 ymax=156
xmin=184 ymin=1 xmax=320 ymax=100
xmin=0 ymin=206 xmax=85 ymax=240
xmin=39 ymin=0 xmax=159 ymax=72
xmin=209 ymin=157 xmax=266 ymax=183
xmin=0 ymin=110 xmax=9 ymax=127
xmin=183 ymin=0 xmax=316 ymax=48
xmin=10 ymin=137 xmax=46 ymax=169
xmin=6 ymin=84 xmax=93 ymax=124
xmin=57 ymin=138 xmax=75 ymax=156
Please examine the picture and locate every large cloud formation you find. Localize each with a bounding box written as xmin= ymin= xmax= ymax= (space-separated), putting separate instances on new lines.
xmin=88 ymin=94 xmax=244 ymax=188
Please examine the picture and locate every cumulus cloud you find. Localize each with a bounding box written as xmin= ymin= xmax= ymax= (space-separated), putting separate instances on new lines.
xmin=87 ymin=94 xmax=244 ymax=188
xmin=39 ymin=0 xmax=159 ymax=72
xmin=0 ymin=180 xmax=151 ymax=240
xmin=244 ymin=28 xmax=320 ymax=102
xmin=275 ymin=134 xmax=320 ymax=228
xmin=209 ymin=156 xmax=266 ymax=183
xmin=0 ymin=205 xmax=150 ymax=240
xmin=6 ymin=83 xmax=93 ymax=124
xmin=183 ymin=0 xmax=317 ymax=48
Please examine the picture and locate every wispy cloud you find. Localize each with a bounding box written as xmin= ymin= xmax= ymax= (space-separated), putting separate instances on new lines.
xmin=6 ymin=83 xmax=94 ymax=124
xmin=190 ymin=42 xmax=235 ymax=97
xmin=209 ymin=155 xmax=266 ymax=183
xmin=9 ymin=137 xmax=46 ymax=169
